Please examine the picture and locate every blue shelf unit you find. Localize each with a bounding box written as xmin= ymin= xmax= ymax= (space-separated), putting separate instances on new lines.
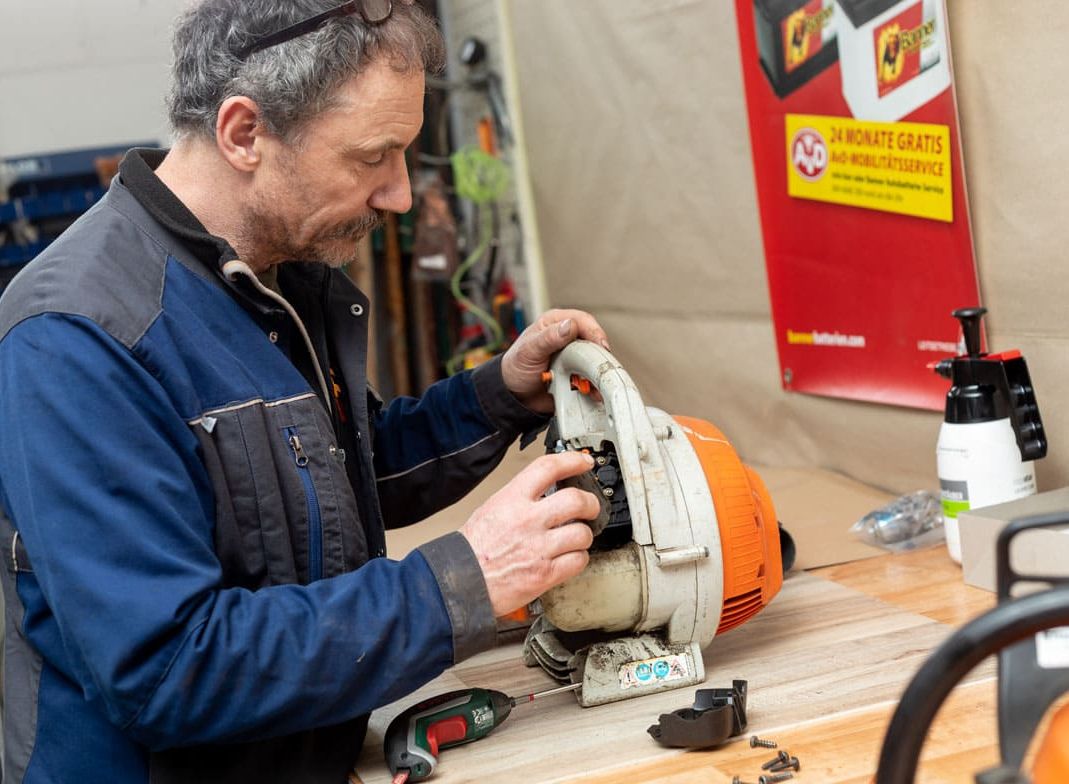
xmin=1 ymin=143 xmax=157 ymax=289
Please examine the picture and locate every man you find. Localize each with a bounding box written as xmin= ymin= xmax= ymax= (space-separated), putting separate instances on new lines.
xmin=0 ymin=2 xmax=609 ymax=782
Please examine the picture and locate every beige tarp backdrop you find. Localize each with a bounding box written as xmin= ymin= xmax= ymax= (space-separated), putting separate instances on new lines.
xmin=504 ymin=1 xmax=1069 ymax=496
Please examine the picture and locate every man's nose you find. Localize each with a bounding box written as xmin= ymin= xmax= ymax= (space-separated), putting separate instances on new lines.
xmin=369 ymin=154 xmax=413 ymax=215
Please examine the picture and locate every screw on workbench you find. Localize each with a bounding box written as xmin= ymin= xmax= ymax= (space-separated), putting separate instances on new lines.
xmin=762 ymin=751 xmax=789 ymax=770
xmin=749 ymin=735 xmax=777 ymax=748
xmin=758 ymin=773 xmax=794 ymax=784
xmin=731 ymin=777 xmax=755 ymax=784
xmin=770 ymin=756 xmax=801 ymax=773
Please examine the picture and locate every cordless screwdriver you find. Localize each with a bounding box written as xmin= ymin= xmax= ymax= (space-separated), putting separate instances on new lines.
xmin=384 ymin=682 xmax=581 ymax=783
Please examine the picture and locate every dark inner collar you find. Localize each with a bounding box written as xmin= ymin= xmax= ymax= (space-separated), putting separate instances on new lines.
xmin=118 ymin=148 xmax=238 ymax=271
xmin=117 ymin=147 xmax=336 ymax=321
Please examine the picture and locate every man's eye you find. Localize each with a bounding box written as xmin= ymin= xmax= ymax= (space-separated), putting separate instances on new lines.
xmin=364 ymin=153 xmax=386 ymax=166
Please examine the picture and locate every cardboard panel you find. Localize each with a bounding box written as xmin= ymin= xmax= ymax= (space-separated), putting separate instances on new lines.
xmin=958 ymin=487 xmax=1069 ymax=593
xmin=509 ymin=0 xmax=769 ymax=318
xmin=505 ymin=0 xmax=1069 ymax=495
xmin=949 ymin=7 xmax=1069 ymax=339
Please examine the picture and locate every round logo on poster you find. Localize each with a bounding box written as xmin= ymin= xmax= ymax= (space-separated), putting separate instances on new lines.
xmin=791 ymin=128 xmax=828 ymax=181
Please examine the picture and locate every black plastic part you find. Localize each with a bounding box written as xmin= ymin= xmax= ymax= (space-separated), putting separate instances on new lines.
xmin=587 ymin=445 xmax=633 ymax=550
xmin=491 ymin=689 xmax=514 ymax=725
xmin=648 ymin=680 xmax=748 ymax=749
xmin=954 ymin=307 xmax=987 ymax=358
xmin=996 ymin=515 xmax=1069 ymax=769
xmin=974 ymin=766 xmax=1031 ymax=784
xmin=459 ymin=36 xmax=487 ymax=67
xmin=943 ymin=356 xmax=1047 ymax=460
xmin=778 ymin=523 xmax=797 ymax=574
xmin=933 ymin=358 xmax=954 ymax=380
xmin=874 ymin=513 xmax=1069 ymax=784
xmin=648 ymin=707 xmax=735 ymax=749
xmin=545 ymin=426 xmax=634 ymax=551
xmin=938 ymin=309 xmax=1047 ymax=461
xmin=693 ymin=679 xmax=749 ymax=730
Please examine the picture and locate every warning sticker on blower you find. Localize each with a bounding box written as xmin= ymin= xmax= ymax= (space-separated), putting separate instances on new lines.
xmin=619 ymin=654 xmax=690 ymax=690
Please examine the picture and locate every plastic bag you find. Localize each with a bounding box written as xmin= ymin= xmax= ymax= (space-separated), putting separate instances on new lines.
xmin=850 ymin=490 xmax=944 ymax=553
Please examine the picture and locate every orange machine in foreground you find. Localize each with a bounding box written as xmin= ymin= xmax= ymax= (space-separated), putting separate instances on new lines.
xmin=522 ymin=342 xmax=787 ymax=707
xmin=877 ymin=512 xmax=1069 ymax=784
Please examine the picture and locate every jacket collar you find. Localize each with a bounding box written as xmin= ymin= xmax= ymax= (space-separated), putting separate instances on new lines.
xmin=116 ymin=148 xmax=365 ymax=321
xmin=118 ymin=148 xmax=240 ymax=272
xmin=119 ymin=148 xmax=300 ymax=319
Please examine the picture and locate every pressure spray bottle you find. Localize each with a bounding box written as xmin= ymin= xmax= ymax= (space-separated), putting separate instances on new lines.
xmin=933 ymin=307 xmax=1047 ymax=564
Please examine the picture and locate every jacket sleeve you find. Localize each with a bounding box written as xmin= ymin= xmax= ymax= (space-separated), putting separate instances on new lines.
xmin=372 ymin=354 xmax=550 ymax=529
xmin=0 ymin=314 xmax=462 ymax=750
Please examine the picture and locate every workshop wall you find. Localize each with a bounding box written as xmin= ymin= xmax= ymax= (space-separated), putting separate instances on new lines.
xmin=505 ymin=1 xmax=1069 ymax=496
xmin=0 ymin=0 xmax=182 ymax=157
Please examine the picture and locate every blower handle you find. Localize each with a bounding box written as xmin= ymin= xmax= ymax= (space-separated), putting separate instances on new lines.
xmin=547 ymin=340 xmax=659 ymax=547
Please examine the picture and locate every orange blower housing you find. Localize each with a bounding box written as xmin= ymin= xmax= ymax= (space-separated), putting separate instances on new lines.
xmin=674 ymin=416 xmax=784 ymax=635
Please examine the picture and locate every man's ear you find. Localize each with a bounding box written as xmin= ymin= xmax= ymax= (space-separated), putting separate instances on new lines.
xmin=216 ymin=96 xmax=264 ymax=172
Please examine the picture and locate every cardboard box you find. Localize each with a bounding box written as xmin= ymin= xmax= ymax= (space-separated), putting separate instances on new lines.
xmin=959 ymin=487 xmax=1069 ymax=592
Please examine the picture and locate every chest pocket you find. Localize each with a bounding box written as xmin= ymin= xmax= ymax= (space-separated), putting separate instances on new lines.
xmin=190 ymin=393 xmax=366 ymax=589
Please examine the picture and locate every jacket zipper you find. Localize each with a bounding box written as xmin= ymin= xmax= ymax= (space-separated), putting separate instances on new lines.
xmin=286 ymin=427 xmax=323 ymax=582
xmin=221 ymin=259 xmax=333 ymax=416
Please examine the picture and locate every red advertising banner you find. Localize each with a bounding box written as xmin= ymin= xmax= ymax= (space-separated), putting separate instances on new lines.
xmin=736 ymin=0 xmax=980 ymax=410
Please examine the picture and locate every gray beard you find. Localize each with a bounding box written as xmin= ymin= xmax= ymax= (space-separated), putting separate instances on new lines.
xmin=239 ymin=202 xmax=386 ymax=269
xmin=310 ymin=210 xmax=387 ymax=267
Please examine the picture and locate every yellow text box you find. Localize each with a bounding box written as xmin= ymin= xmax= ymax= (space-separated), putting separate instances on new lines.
xmin=785 ymin=114 xmax=953 ymax=222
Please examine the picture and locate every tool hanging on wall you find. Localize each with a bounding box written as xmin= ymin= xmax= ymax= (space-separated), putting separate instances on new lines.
xmin=420 ymin=36 xmax=524 ymax=377
xmin=443 ymin=146 xmax=511 ymax=375
xmin=410 ymin=172 xmax=459 ymax=283
xmin=456 ymin=35 xmax=514 ymax=150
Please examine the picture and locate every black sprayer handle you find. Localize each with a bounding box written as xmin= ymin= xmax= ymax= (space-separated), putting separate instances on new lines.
xmin=952 ymin=307 xmax=987 ymax=358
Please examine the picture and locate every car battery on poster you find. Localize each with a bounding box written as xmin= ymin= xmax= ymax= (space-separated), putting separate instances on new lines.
xmin=754 ymin=0 xmax=838 ymax=97
xmin=835 ymin=0 xmax=951 ymax=122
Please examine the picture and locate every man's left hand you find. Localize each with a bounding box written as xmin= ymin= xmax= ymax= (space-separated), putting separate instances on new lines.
xmin=500 ymin=309 xmax=610 ymax=414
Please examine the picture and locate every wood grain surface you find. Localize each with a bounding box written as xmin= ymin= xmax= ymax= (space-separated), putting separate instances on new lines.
xmin=353 ymin=550 xmax=1000 ymax=784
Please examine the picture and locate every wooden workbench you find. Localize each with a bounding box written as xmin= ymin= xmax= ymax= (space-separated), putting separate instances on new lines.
xmin=353 ymin=547 xmax=1000 ymax=784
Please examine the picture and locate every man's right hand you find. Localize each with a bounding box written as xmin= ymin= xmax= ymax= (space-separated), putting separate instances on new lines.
xmin=460 ymin=451 xmax=600 ymax=618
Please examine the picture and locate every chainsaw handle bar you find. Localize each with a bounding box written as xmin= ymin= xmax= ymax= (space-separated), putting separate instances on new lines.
xmin=876 ymin=580 xmax=1069 ymax=782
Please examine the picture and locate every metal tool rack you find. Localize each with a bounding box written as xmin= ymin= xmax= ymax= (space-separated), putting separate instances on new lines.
xmin=1 ymin=143 xmax=155 ymax=291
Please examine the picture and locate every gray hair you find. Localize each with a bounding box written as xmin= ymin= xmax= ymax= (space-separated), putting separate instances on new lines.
xmin=168 ymin=0 xmax=445 ymax=142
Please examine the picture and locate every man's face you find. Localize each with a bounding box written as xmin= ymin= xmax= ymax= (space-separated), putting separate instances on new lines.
xmin=244 ymin=59 xmax=425 ymax=268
